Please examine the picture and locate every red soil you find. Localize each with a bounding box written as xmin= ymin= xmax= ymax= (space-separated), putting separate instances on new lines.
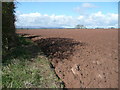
xmin=17 ymin=29 xmax=118 ymax=88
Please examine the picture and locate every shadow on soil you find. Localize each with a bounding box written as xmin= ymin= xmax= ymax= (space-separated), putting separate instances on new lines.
xmin=35 ymin=37 xmax=85 ymax=60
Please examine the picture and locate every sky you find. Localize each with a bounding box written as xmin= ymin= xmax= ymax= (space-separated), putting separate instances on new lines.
xmin=15 ymin=2 xmax=118 ymax=28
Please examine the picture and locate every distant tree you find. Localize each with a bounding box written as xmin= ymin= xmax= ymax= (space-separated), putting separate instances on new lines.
xmin=95 ymin=27 xmax=101 ymax=29
xmin=110 ymin=27 xmax=115 ymax=29
xmin=95 ymin=27 xmax=105 ymax=29
xmin=75 ymin=24 xmax=86 ymax=29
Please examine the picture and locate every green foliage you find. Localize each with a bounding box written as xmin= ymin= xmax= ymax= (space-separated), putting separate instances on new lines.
xmin=18 ymin=36 xmax=33 ymax=45
xmin=2 ymin=36 xmax=33 ymax=64
xmin=2 ymin=2 xmax=18 ymax=56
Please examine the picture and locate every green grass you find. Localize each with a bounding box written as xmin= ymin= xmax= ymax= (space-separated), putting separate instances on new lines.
xmin=2 ymin=57 xmax=63 ymax=88
xmin=2 ymin=36 xmax=64 ymax=88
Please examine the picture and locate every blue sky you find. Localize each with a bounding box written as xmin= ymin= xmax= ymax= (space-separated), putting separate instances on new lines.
xmin=15 ymin=2 xmax=118 ymax=28
xmin=16 ymin=2 xmax=118 ymax=16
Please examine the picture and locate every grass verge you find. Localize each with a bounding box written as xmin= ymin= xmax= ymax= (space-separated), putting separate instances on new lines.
xmin=2 ymin=36 xmax=64 ymax=88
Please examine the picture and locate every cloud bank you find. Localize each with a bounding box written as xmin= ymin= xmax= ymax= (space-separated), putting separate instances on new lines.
xmin=15 ymin=11 xmax=118 ymax=28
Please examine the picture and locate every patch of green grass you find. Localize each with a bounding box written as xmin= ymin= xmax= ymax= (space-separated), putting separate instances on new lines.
xmin=2 ymin=57 xmax=63 ymax=88
xmin=18 ymin=36 xmax=33 ymax=46
xmin=2 ymin=36 xmax=64 ymax=88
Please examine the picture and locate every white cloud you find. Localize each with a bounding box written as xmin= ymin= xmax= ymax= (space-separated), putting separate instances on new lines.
xmin=73 ymin=3 xmax=96 ymax=14
xmin=15 ymin=11 xmax=118 ymax=28
xmin=20 ymin=12 xmax=41 ymax=17
xmin=82 ymin=3 xmax=96 ymax=8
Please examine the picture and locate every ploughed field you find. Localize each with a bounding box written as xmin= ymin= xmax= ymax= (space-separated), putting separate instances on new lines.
xmin=17 ymin=29 xmax=118 ymax=88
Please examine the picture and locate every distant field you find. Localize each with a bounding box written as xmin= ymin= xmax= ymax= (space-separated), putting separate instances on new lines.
xmin=17 ymin=29 xmax=118 ymax=47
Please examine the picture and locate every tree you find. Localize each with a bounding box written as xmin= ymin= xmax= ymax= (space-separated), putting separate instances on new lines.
xmin=75 ymin=24 xmax=86 ymax=29
xmin=2 ymin=1 xmax=18 ymax=55
xmin=110 ymin=27 xmax=115 ymax=29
